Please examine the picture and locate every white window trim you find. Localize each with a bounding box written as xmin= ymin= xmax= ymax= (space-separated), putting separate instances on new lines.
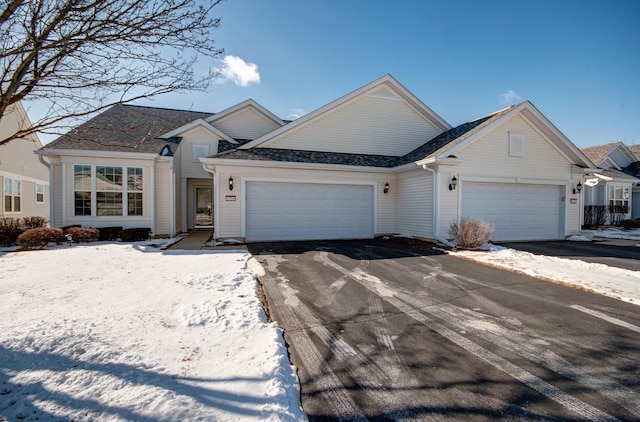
xmin=4 ymin=177 xmax=21 ymax=213
xmin=73 ymin=165 xmax=144 ymax=217
xmin=509 ymin=132 xmax=525 ymax=157
xmin=36 ymin=183 xmax=45 ymax=204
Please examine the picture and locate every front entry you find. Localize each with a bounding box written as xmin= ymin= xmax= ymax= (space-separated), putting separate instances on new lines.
xmin=195 ymin=187 xmax=213 ymax=228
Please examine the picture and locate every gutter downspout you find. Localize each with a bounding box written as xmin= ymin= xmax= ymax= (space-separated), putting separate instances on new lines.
xmin=37 ymin=153 xmax=54 ymax=227
xmin=422 ymin=164 xmax=454 ymax=246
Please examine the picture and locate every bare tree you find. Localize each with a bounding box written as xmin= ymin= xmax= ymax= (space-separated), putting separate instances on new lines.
xmin=0 ymin=0 xmax=224 ymax=145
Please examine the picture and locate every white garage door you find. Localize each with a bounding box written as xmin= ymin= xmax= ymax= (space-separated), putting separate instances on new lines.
xmin=461 ymin=182 xmax=563 ymax=241
xmin=246 ymin=181 xmax=374 ymax=241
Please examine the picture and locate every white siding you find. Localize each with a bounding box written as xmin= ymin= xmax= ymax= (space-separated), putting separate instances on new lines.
xmin=438 ymin=114 xmax=579 ymax=238
xmin=178 ymin=127 xmax=219 ymax=178
xmin=212 ymin=107 xmax=281 ymax=140
xmin=265 ymin=94 xmax=443 ymax=156
xmin=457 ymin=115 xmax=572 ymax=180
xmin=215 ymin=169 xmax=241 ymax=238
xmin=173 ymin=148 xmax=183 ymax=233
xmin=52 ymin=162 xmax=63 ymax=227
xmin=396 ymin=169 xmax=433 ymax=238
xmin=154 ymin=167 xmax=173 ymax=235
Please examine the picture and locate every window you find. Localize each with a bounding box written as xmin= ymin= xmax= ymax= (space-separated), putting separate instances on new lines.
xmin=73 ymin=165 xmax=143 ymax=216
xmin=608 ymin=186 xmax=629 ymax=208
xmin=3 ymin=178 xmax=21 ymax=212
xmin=36 ymin=184 xmax=45 ymax=203
xmin=127 ymin=168 xmax=143 ymax=216
xmin=509 ymin=133 xmax=524 ymax=157
xmin=96 ymin=166 xmax=123 ymax=216
xmin=192 ymin=144 xmax=210 ymax=162
xmin=74 ymin=165 xmax=92 ymax=215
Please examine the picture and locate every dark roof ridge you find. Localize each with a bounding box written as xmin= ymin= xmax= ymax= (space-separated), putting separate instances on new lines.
xmin=122 ymin=103 xmax=215 ymax=115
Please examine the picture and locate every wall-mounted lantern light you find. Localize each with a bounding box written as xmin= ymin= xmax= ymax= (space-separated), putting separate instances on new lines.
xmin=228 ymin=176 xmax=234 ymax=191
xmin=383 ymin=181 xmax=390 ymax=194
xmin=573 ymin=181 xmax=582 ymax=195
xmin=449 ymin=175 xmax=458 ymax=191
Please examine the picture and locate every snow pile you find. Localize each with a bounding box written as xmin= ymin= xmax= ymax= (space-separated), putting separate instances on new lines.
xmin=0 ymin=242 xmax=305 ymax=421
xmin=595 ymin=227 xmax=640 ymax=240
xmin=566 ymin=235 xmax=591 ymax=241
xmin=452 ymin=247 xmax=640 ymax=305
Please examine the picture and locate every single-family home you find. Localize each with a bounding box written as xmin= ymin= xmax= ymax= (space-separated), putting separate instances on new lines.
xmin=37 ymin=75 xmax=596 ymax=242
xmin=580 ymin=142 xmax=640 ymax=222
xmin=1 ymin=102 xmax=50 ymax=221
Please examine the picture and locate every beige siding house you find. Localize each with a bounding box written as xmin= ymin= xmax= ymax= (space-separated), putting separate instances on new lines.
xmin=0 ymin=102 xmax=49 ymax=221
xmin=39 ymin=75 xmax=595 ymax=242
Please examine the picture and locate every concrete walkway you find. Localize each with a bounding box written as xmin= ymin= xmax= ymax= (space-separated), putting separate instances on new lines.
xmin=169 ymin=231 xmax=212 ymax=250
xmin=169 ymin=231 xmax=248 ymax=251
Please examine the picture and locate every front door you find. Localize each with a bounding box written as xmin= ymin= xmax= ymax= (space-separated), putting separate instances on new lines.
xmin=195 ymin=187 xmax=213 ymax=228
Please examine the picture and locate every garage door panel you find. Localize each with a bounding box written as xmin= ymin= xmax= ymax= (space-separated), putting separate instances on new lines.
xmin=246 ymin=182 xmax=374 ymax=241
xmin=462 ymin=182 xmax=562 ymax=241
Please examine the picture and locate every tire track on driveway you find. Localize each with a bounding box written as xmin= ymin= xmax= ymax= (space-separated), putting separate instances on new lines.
xmin=258 ymin=255 xmax=367 ymax=420
xmin=314 ymin=252 xmax=621 ymax=421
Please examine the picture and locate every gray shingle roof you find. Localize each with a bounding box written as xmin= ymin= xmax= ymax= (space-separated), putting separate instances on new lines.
xmin=580 ymin=142 xmax=623 ymax=166
xmin=627 ymin=144 xmax=640 ymax=161
xmin=43 ymin=104 xmax=213 ymax=154
xmin=214 ymin=148 xmax=399 ymax=167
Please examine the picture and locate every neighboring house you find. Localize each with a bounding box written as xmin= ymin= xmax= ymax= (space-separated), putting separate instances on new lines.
xmin=580 ymin=142 xmax=640 ymax=221
xmin=0 ymin=102 xmax=49 ymax=221
xmin=38 ymin=75 xmax=596 ymax=242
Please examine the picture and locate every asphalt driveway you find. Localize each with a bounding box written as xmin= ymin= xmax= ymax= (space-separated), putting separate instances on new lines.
xmin=249 ymin=239 xmax=640 ymax=421
xmin=499 ymin=237 xmax=640 ymax=271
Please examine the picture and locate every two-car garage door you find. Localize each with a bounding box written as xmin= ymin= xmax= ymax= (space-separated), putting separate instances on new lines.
xmin=461 ymin=182 xmax=563 ymax=241
xmin=245 ymin=181 xmax=374 ymax=242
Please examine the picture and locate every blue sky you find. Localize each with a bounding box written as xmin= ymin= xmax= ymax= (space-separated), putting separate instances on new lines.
xmin=46 ymin=1 xmax=640 ymax=147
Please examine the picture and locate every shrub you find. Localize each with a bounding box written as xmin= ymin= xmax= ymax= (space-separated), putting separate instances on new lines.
xmin=621 ymin=219 xmax=640 ymax=230
xmin=448 ymin=217 xmax=494 ymax=249
xmin=583 ymin=205 xmax=607 ymax=229
xmin=21 ymin=216 xmax=48 ymax=229
xmin=66 ymin=227 xmax=99 ymax=243
xmin=98 ymin=226 xmax=123 ymax=241
xmin=17 ymin=228 xmax=65 ymax=249
xmin=0 ymin=217 xmax=24 ymax=247
xmin=608 ymin=205 xmax=629 ymax=226
xmin=61 ymin=224 xmax=82 ymax=233
xmin=119 ymin=228 xmax=151 ymax=242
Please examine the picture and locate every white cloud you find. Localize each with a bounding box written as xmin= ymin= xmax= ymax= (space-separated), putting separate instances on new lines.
xmin=216 ymin=55 xmax=260 ymax=87
xmin=499 ymin=90 xmax=522 ymax=104
xmin=286 ymin=108 xmax=306 ymax=120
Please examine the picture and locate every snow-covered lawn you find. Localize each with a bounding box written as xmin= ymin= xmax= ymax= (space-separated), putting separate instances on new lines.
xmin=451 ymin=228 xmax=640 ymax=306
xmin=0 ymin=241 xmax=305 ymax=421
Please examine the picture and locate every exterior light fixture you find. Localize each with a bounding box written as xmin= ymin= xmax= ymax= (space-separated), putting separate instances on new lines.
xmin=449 ymin=175 xmax=458 ymax=191
xmin=228 ymin=176 xmax=234 ymax=191
xmin=573 ymin=181 xmax=582 ymax=195
xmin=384 ymin=181 xmax=390 ymax=194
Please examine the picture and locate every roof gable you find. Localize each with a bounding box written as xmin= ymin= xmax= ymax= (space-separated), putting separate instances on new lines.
xmin=159 ymin=119 xmax=236 ymax=143
xmin=581 ymin=142 xmax=635 ymax=169
xmin=240 ymin=74 xmax=451 ymax=156
xmin=421 ymin=101 xmax=594 ymax=168
xmin=206 ymin=99 xmax=284 ymax=140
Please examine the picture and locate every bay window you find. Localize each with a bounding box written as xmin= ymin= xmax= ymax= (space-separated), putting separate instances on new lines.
xmin=74 ymin=165 xmax=143 ymax=217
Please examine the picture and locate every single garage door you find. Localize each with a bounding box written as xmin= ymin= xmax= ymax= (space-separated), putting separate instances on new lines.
xmin=461 ymin=182 xmax=563 ymax=241
xmin=246 ymin=181 xmax=374 ymax=242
